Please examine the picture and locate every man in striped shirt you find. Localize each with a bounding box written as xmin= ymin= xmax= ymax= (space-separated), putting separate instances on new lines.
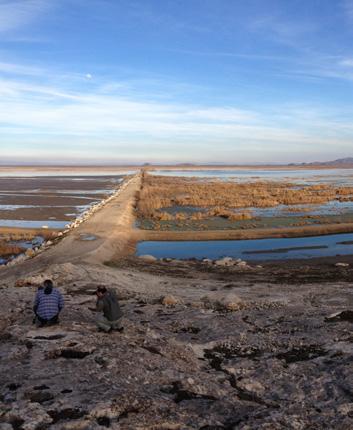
xmin=33 ymin=279 xmax=64 ymax=327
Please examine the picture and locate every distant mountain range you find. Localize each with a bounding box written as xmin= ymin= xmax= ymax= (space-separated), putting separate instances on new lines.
xmin=288 ymin=158 xmax=353 ymax=167
xmin=304 ymin=157 xmax=353 ymax=166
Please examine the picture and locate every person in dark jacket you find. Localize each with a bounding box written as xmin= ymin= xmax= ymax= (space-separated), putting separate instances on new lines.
xmin=33 ymin=279 xmax=64 ymax=327
xmin=95 ymin=286 xmax=123 ymax=332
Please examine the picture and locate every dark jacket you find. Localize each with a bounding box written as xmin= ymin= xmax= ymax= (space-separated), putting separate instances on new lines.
xmin=96 ymin=289 xmax=123 ymax=321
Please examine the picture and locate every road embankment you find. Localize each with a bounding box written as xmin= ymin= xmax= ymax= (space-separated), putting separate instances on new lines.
xmin=132 ymin=222 xmax=353 ymax=242
xmin=1 ymin=174 xmax=141 ymax=279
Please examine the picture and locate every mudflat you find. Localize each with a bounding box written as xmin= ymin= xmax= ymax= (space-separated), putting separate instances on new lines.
xmin=0 ymin=176 xmax=124 ymax=223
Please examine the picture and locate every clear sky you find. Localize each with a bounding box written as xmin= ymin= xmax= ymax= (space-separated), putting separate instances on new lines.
xmin=1 ymin=0 xmax=353 ymax=164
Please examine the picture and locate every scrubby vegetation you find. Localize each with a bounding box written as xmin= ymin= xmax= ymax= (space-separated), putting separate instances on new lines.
xmin=0 ymin=241 xmax=24 ymax=258
xmin=0 ymin=228 xmax=58 ymax=242
xmin=0 ymin=228 xmax=59 ymax=259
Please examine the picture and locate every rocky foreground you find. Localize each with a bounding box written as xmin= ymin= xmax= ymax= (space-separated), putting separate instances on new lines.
xmin=1 ymin=258 xmax=353 ymax=430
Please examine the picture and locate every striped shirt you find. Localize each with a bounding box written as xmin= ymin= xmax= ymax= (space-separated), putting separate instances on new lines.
xmin=34 ymin=288 xmax=64 ymax=320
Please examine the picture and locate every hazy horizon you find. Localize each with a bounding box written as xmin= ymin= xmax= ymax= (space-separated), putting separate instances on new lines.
xmin=2 ymin=1 xmax=353 ymax=163
xmin=1 ymin=157 xmax=353 ymax=168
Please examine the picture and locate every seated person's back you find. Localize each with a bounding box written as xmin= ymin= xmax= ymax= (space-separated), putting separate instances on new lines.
xmin=33 ymin=280 xmax=64 ymax=326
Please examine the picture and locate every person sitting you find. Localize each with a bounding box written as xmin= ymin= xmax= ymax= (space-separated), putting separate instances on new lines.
xmin=33 ymin=279 xmax=64 ymax=327
xmin=95 ymin=286 xmax=123 ymax=333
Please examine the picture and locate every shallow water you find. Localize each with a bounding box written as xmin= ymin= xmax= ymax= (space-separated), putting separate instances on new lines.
xmin=136 ymin=233 xmax=353 ymax=260
xmin=163 ymin=201 xmax=353 ymax=218
xmin=242 ymin=201 xmax=353 ymax=217
xmin=79 ymin=234 xmax=97 ymax=241
xmin=152 ymin=168 xmax=353 ymax=185
xmin=0 ymin=219 xmax=69 ymax=229
xmin=0 ymin=170 xmax=136 ymax=177
xmin=0 ymin=236 xmax=45 ymax=265
xmin=13 ymin=236 xmax=45 ymax=249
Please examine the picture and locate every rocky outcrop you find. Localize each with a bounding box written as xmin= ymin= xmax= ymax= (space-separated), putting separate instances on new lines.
xmin=1 ymin=260 xmax=353 ymax=429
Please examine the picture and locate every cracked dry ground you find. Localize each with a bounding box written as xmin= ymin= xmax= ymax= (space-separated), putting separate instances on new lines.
xmin=1 ymin=260 xmax=353 ymax=429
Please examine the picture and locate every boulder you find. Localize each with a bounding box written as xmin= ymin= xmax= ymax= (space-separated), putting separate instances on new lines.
xmin=3 ymin=401 xmax=52 ymax=430
xmin=139 ymin=254 xmax=157 ymax=262
xmin=161 ymin=295 xmax=180 ymax=306
xmin=237 ymin=378 xmax=265 ymax=396
xmin=214 ymin=257 xmax=234 ymax=266
xmin=236 ymin=261 xmax=250 ymax=268
xmin=15 ymin=274 xmax=46 ymax=288
xmin=10 ymin=255 xmax=27 ymax=265
xmin=201 ymin=292 xmax=244 ymax=311
xmin=325 ymin=310 xmax=353 ymax=322
xmin=25 ymin=248 xmax=36 ymax=258
xmin=335 ymin=262 xmax=349 ymax=267
xmin=219 ymin=293 xmax=244 ymax=311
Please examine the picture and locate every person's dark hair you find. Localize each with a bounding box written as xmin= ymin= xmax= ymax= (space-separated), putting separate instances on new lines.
xmin=43 ymin=279 xmax=53 ymax=295
xmin=96 ymin=286 xmax=107 ymax=295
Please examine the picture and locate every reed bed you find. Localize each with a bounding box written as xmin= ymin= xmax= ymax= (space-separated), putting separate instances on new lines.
xmin=0 ymin=241 xmax=25 ymax=257
xmin=0 ymin=228 xmax=58 ymax=242
xmin=137 ymin=174 xmax=353 ymax=222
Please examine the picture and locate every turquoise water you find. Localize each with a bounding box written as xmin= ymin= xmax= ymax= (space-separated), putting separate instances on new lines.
xmin=136 ymin=233 xmax=353 ymax=260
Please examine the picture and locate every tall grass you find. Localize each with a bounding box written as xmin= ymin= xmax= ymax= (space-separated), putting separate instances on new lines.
xmin=0 ymin=228 xmax=57 ymax=242
xmin=0 ymin=241 xmax=24 ymax=257
xmin=137 ymin=175 xmax=351 ymax=221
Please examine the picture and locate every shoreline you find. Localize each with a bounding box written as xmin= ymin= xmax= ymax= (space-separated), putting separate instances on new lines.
xmin=7 ymin=220 xmax=353 ymax=240
xmin=1 ymin=163 xmax=353 ymax=174
xmin=133 ymin=221 xmax=353 ymax=242
xmin=4 ymin=218 xmax=353 ymax=264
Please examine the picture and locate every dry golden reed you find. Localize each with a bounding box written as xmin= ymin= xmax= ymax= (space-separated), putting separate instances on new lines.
xmin=137 ymin=174 xmax=352 ymax=221
xmin=0 ymin=241 xmax=24 ymax=257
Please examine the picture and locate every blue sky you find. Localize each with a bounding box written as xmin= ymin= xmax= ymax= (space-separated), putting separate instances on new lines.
xmin=2 ymin=0 xmax=353 ymax=164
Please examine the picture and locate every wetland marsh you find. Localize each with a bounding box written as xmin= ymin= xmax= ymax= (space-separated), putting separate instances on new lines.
xmin=136 ymin=168 xmax=353 ymax=260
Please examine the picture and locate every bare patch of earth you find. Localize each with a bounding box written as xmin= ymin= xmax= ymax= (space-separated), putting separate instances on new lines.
xmin=109 ymin=254 xmax=353 ymax=284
